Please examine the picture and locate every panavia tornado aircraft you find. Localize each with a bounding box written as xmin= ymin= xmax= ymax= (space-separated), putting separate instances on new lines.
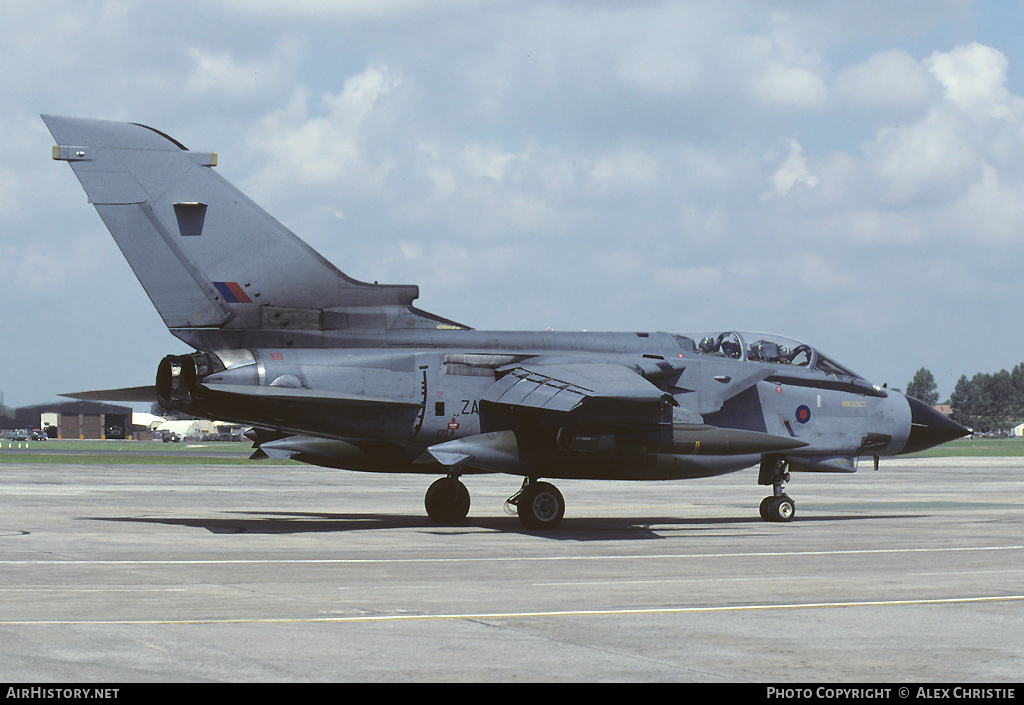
xmin=44 ymin=115 xmax=968 ymax=529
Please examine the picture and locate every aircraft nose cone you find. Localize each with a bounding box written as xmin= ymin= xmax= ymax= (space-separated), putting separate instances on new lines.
xmin=901 ymin=395 xmax=970 ymax=454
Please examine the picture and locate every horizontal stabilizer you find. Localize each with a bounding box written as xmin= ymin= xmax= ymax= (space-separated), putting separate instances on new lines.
xmin=61 ymin=386 xmax=158 ymax=402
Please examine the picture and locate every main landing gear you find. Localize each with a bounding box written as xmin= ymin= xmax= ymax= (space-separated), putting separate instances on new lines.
xmin=424 ymin=475 xmax=471 ymax=524
xmin=424 ymin=476 xmax=566 ymax=529
xmin=758 ymin=455 xmax=796 ymax=522
xmin=506 ymin=479 xmax=565 ymax=530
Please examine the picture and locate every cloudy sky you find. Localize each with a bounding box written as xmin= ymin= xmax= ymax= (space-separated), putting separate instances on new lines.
xmin=3 ymin=0 xmax=1024 ymax=407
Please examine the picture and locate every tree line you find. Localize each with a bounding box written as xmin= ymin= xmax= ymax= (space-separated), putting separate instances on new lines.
xmin=906 ymin=366 xmax=1024 ymax=433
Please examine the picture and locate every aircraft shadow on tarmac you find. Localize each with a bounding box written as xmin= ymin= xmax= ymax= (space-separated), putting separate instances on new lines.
xmin=85 ymin=511 xmax=915 ymax=541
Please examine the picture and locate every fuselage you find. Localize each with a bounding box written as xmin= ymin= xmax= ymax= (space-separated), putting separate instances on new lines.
xmin=161 ymin=328 xmax=962 ymax=480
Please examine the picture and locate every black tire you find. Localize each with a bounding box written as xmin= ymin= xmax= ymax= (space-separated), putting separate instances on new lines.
xmin=424 ymin=477 xmax=471 ymax=524
xmin=517 ymin=482 xmax=565 ymax=530
xmin=768 ymin=495 xmax=796 ymax=522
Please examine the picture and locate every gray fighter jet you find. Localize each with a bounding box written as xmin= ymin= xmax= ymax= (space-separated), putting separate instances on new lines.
xmin=43 ymin=115 xmax=968 ymax=529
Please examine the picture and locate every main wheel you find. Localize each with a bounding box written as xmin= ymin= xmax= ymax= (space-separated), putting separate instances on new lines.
xmin=517 ymin=481 xmax=565 ymax=530
xmin=424 ymin=477 xmax=471 ymax=524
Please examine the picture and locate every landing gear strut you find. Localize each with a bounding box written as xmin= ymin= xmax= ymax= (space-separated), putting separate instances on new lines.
xmin=424 ymin=475 xmax=471 ymax=524
xmin=758 ymin=455 xmax=796 ymax=522
xmin=506 ymin=478 xmax=565 ymax=530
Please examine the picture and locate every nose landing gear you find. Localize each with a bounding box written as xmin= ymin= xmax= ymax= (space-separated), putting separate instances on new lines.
xmin=758 ymin=455 xmax=796 ymax=522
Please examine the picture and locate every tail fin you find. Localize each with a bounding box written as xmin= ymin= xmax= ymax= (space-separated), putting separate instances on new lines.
xmin=43 ymin=115 xmax=465 ymax=350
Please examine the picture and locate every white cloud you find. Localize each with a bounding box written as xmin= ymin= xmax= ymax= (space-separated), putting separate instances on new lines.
xmin=926 ymin=42 xmax=1013 ymax=119
xmin=939 ymin=164 xmax=1024 ymax=244
xmin=399 ymin=241 xmax=423 ymax=261
xmin=834 ymin=49 xmax=938 ymax=114
xmin=865 ymin=110 xmax=983 ymax=206
xmin=245 ymin=65 xmax=403 ymax=192
xmin=186 ymin=40 xmax=303 ymax=102
xmin=755 ymin=62 xmax=828 ymax=109
xmin=461 ymin=143 xmax=517 ymax=181
xmin=769 ymin=140 xmax=819 ymax=197
xmin=853 ymin=43 xmax=1024 ymax=212
xmin=587 ymin=149 xmax=661 ymax=195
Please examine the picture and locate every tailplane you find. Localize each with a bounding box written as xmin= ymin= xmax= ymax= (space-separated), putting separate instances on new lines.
xmin=43 ymin=115 xmax=466 ymax=350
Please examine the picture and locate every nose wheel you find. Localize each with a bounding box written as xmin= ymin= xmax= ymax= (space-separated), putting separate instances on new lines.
xmin=758 ymin=455 xmax=796 ymax=522
xmin=759 ymin=493 xmax=795 ymax=522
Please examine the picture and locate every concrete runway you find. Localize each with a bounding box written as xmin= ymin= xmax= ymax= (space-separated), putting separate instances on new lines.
xmin=0 ymin=457 xmax=1022 ymax=682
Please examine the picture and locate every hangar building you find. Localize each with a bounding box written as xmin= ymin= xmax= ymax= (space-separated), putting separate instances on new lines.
xmin=5 ymin=401 xmax=132 ymax=440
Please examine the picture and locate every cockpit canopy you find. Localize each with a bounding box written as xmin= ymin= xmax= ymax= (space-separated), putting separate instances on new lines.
xmin=678 ymin=331 xmax=866 ymax=381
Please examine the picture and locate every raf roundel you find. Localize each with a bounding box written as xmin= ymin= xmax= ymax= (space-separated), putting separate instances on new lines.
xmin=796 ymin=405 xmax=812 ymax=424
